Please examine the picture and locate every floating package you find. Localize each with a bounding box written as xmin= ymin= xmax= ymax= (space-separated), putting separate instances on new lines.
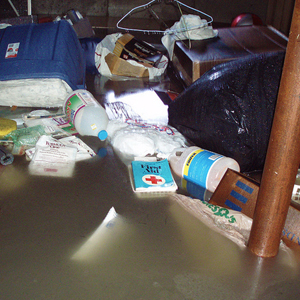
xmin=168 ymin=51 xmax=285 ymax=172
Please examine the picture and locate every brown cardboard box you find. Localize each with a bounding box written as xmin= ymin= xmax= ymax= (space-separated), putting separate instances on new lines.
xmin=209 ymin=169 xmax=300 ymax=246
xmin=105 ymin=53 xmax=149 ymax=78
xmin=172 ymin=25 xmax=288 ymax=86
xmin=209 ymin=169 xmax=260 ymax=217
xmin=113 ymin=33 xmax=162 ymax=67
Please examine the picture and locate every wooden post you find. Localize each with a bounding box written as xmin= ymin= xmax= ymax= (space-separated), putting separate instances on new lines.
xmin=248 ymin=0 xmax=300 ymax=257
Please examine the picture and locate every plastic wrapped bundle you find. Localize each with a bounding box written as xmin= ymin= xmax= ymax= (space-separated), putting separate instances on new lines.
xmin=168 ymin=51 xmax=285 ymax=172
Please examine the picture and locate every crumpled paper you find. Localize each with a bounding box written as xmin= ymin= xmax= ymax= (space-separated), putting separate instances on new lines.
xmin=162 ymin=14 xmax=218 ymax=59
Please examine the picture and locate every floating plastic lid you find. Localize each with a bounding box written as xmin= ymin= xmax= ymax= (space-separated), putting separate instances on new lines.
xmin=98 ymin=130 xmax=108 ymax=141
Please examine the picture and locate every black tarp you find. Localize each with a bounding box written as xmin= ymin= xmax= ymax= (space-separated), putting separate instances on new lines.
xmin=168 ymin=51 xmax=285 ymax=172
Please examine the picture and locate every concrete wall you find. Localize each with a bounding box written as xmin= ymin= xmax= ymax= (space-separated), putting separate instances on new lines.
xmin=31 ymin=0 xmax=269 ymax=26
xmin=194 ymin=0 xmax=269 ymax=25
xmin=32 ymin=0 xmax=108 ymax=17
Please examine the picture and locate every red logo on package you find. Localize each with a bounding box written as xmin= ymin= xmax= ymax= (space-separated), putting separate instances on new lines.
xmin=5 ymin=43 xmax=20 ymax=58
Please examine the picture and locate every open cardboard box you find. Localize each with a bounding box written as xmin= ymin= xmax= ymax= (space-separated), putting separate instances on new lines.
xmin=209 ymin=169 xmax=300 ymax=246
xmin=173 ymin=25 xmax=288 ymax=86
xmin=105 ymin=53 xmax=150 ymax=78
xmin=95 ymin=33 xmax=168 ymax=79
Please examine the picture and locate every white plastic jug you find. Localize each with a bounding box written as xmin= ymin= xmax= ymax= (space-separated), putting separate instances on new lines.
xmin=168 ymin=146 xmax=240 ymax=193
xmin=64 ymin=89 xmax=108 ymax=140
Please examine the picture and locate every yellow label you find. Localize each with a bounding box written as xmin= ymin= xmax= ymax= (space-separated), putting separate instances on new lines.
xmin=183 ymin=149 xmax=203 ymax=177
xmin=91 ymin=124 xmax=97 ymax=130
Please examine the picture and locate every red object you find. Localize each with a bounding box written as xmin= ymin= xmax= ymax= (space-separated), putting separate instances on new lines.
xmin=167 ymin=91 xmax=179 ymax=101
xmin=38 ymin=17 xmax=53 ymax=24
xmin=231 ymin=13 xmax=263 ymax=27
xmin=145 ymin=176 xmax=163 ymax=185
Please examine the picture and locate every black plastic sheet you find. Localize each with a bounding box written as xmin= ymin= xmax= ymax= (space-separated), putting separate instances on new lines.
xmin=168 ymin=51 xmax=285 ymax=172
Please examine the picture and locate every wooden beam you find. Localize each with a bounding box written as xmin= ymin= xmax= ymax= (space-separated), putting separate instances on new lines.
xmin=248 ymin=0 xmax=300 ymax=257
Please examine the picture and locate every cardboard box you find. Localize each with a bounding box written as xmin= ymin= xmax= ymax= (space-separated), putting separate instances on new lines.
xmin=172 ymin=25 xmax=288 ymax=86
xmin=113 ymin=33 xmax=162 ymax=67
xmin=209 ymin=169 xmax=300 ymax=246
xmin=105 ymin=52 xmax=149 ymax=78
xmin=209 ymin=169 xmax=260 ymax=217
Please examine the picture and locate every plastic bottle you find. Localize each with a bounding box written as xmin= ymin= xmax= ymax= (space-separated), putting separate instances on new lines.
xmin=64 ymin=89 xmax=108 ymax=141
xmin=168 ymin=146 xmax=240 ymax=193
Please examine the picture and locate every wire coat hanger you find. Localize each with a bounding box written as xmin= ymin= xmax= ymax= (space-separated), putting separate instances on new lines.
xmin=116 ymin=0 xmax=214 ymax=35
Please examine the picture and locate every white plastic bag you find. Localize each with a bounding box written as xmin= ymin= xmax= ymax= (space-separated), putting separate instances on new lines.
xmin=170 ymin=193 xmax=252 ymax=247
xmin=162 ymin=14 xmax=218 ymax=59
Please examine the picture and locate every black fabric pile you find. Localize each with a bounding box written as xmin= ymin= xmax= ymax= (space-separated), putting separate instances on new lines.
xmin=168 ymin=51 xmax=285 ymax=172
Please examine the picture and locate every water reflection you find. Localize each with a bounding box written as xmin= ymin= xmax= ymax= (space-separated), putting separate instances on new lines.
xmin=71 ymin=207 xmax=136 ymax=261
xmin=104 ymin=90 xmax=169 ymax=125
xmin=29 ymin=160 xmax=75 ymax=177
xmin=169 ymin=197 xmax=300 ymax=299
xmin=181 ymin=178 xmax=213 ymax=201
xmin=168 ymin=198 xmax=243 ymax=274
xmin=0 ymin=163 xmax=28 ymax=191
